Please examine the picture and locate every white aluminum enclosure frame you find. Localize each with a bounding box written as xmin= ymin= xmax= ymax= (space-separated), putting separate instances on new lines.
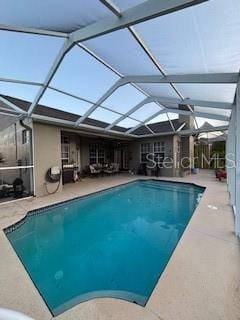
xmin=70 ymin=0 xmax=208 ymax=43
xmin=75 ymin=73 xmax=234 ymax=130
xmin=226 ymin=81 xmax=240 ymax=237
xmin=1 ymin=0 xmax=240 ymax=235
xmin=26 ymin=0 xmax=208 ymax=117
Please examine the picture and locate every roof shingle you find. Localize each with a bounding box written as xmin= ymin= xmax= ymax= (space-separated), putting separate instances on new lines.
xmin=1 ymin=95 xmax=184 ymax=136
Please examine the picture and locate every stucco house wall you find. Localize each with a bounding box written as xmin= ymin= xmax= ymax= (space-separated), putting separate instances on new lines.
xmin=28 ymin=121 xmax=194 ymax=196
xmin=128 ymin=135 xmax=178 ymax=177
xmin=33 ymin=122 xmax=62 ymax=196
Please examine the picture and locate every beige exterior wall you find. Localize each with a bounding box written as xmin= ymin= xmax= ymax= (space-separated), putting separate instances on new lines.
xmin=79 ymin=137 xmax=92 ymax=171
xmin=61 ymin=133 xmax=113 ymax=173
xmin=32 ymin=122 xmax=195 ymax=196
xmin=180 ymin=136 xmax=195 ymax=175
xmin=129 ymin=135 xmax=177 ymax=177
xmin=33 ymin=123 xmax=62 ymax=196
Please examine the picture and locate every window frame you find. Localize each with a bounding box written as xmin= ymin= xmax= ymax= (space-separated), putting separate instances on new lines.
xmin=140 ymin=141 xmax=166 ymax=164
xmin=154 ymin=141 xmax=165 ymax=153
xmin=22 ymin=129 xmax=28 ymax=144
xmin=61 ymin=135 xmax=70 ymax=164
xmin=153 ymin=141 xmax=165 ymax=164
xmin=140 ymin=142 xmax=151 ymax=163
xmin=89 ymin=144 xmax=105 ymax=165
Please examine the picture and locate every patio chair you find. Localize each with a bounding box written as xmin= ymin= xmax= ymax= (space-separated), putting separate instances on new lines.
xmin=112 ymin=163 xmax=120 ymax=174
xmin=12 ymin=178 xmax=24 ymax=198
xmin=89 ymin=164 xmax=101 ymax=177
xmin=0 ymin=183 xmax=13 ymax=198
xmin=103 ymin=164 xmax=114 ymax=175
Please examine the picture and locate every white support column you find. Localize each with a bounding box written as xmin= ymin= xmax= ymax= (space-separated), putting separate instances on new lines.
xmin=235 ymin=82 xmax=240 ymax=236
xmin=227 ymin=109 xmax=236 ymax=206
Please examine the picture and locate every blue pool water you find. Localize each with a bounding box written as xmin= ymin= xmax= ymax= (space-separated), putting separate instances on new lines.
xmin=6 ymin=180 xmax=204 ymax=315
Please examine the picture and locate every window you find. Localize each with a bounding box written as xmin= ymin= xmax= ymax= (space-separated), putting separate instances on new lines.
xmin=89 ymin=144 xmax=97 ymax=164
xmin=154 ymin=142 xmax=165 ymax=153
xmin=61 ymin=135 xmax=70 ymax=164
xmin=154 ymin=141 xmax=165 ymax=163
xmin=97 ymin=146 xmax=105 ymax=164
xmin=140 ymin=142 xmax=166 ymax=163
xmin=22 ymin=130 xmax=28 ymax=144
xmin=140 ymin=143 xmax=151 ymax=162
xmin=89 ymin=144 xmax=105 ymax=164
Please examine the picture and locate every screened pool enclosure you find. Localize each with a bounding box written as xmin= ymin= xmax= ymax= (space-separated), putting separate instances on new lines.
xmin=0 ymin=0 xmax=239 ymax=234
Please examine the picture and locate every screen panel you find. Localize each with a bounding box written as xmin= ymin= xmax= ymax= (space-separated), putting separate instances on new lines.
xmin=83 ymin=28 xmax=160 ymax=76
xmin=0 ymin=0 xmax=114 ymax=32
xmin=146 ymin=113 xmax=169 ymax=124
xmin=194 ymin=106 xmax=231 ymax=118
xmin=130 ymin=102 xmax=161 ymax=121
xmin=196 ymin=117 xmax=229 ymax=128
xmin=174 ymin=84 xmax=237 ymax=103
xmin=112 ymin=0 xmax=146 ymax=11
xmin=137 ymin=83 xmax=180 ymax=99
xmin=0 ymin=114 xmax=20 ymax=132
xmin=167 ymin=112 xmax=180 ymax=120
xmin=0 ymin=31 xmax=64 ymax=82
xmin=102 ymin=84 xmax=146 ymax=113
xmin=89 ymin=107 xmax=121 ymax=124
xmin=135 ymin=0 xmax=240 ymax=74
xmin=50 ymin=46 xmax=119 ymax=102
xmin=39 ymin=88 xmax=93 ymax=116
xmin=0 ymin=82 xmax=41 ymax=103
xmin=117 ymin=117 xmax=139 ymax=128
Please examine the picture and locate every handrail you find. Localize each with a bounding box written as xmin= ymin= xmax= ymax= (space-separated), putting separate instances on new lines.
xmin=0 ymin=308 xmax=34 ymax=320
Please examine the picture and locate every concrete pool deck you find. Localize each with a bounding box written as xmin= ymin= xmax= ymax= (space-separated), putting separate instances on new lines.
xmin=0 ymin=170 xmax=239 ymax=320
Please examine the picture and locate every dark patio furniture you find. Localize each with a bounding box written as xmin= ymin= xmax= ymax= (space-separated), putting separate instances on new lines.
xmin=89 ymin=164 xmax=101 ymax=176
xmin=13 ymin=178 xmax=24 ymax=198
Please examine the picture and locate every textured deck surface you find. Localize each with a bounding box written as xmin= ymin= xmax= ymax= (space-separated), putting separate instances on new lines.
xmin=0 ymin=170 xmax=239 ymax=320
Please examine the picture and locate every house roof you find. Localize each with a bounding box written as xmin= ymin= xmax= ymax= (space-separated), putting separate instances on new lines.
xmin=199 ymin=121 xmax=215 ymax=131
xmin=0 ymin=95 xmax=186 ymax=136
xmin=196 ymin=121 xmax=227 ymax=141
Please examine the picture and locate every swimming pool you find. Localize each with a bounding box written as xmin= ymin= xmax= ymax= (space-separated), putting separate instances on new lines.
xmin=5 ymin=180 xmax=204 ymax=316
